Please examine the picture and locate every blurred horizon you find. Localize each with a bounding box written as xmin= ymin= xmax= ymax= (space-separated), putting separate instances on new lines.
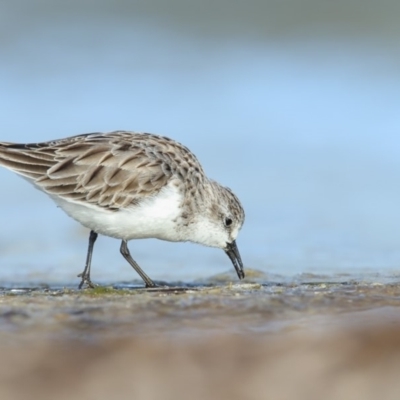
xmin=1 ymin=0 xmax=400 ymax=283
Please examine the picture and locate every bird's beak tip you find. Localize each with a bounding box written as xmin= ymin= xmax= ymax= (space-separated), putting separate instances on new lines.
xmin=225 ymin=240 xmax=245 ymax=280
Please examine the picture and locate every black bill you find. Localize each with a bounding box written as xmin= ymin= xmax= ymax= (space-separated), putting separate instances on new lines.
xmin=225 ymin=240 xmax=245 ymax=280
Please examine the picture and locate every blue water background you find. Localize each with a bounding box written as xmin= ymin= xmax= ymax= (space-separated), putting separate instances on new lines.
xmin=1 ymin=1 xmax=400 ymax=283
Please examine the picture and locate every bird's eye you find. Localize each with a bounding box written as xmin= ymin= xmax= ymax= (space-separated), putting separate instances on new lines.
xmin=224 ymin=217 xmax=233 ymax=227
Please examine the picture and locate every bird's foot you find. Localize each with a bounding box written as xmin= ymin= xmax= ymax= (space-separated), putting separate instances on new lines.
xmin=143 ymin=282 xmax=193 ymax=293
xmin=77 ymin=273 xmax=97 ymax=289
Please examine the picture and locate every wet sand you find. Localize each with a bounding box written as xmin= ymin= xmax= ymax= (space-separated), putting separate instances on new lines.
xmin=1 ymin=272 xmax=400 ymax=399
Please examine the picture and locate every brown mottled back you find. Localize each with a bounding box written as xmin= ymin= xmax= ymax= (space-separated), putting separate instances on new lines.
xmin=0 ymin=131 xmax=207 ymax=210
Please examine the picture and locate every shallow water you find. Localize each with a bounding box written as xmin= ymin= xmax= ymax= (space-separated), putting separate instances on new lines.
xmin=0 ymin=271 xmax=399 ymax=342
xmin=1 ymin=1 xmax=400 ymax=283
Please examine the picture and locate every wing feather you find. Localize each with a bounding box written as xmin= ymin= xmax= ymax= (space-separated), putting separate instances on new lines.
xmin=0 ymin=132 xmax=188 ymax=210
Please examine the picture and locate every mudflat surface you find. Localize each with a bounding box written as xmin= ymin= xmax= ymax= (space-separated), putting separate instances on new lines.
xmin=1 ymin=271 xmax=400 ymax=400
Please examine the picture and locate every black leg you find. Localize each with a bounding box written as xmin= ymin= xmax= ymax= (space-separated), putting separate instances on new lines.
xmin=120 ymin=240 xmax=156 ymax=288
xmin=78 ymin=230 xmax=98 ymax=289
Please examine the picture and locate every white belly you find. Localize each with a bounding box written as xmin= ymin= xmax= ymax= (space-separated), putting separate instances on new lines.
xmin=50 ymin=181 xmax=184 ymax=241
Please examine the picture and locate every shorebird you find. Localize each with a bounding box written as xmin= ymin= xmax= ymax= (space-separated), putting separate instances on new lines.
xmin=0 ymin=131 xmax=245 ymax=288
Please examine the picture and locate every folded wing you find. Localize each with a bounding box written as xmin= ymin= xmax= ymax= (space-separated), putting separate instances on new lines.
xmin=0 ymin=133 xmax=173 ymax=210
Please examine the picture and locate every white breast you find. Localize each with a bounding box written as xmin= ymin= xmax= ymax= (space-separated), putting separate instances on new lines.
xmin=50 ymin=181 xmax=184 ymax=241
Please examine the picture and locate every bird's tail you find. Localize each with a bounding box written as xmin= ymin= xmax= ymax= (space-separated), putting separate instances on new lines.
xmin=0 ymin=141 xmax=54 ymax=180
